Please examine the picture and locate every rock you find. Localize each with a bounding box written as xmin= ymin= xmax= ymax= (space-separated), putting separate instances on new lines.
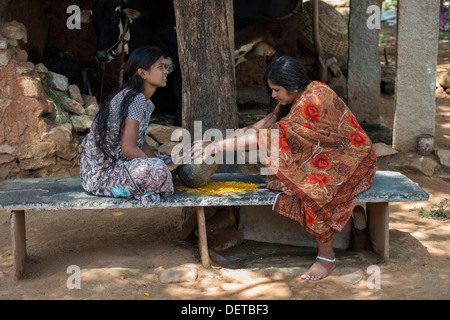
xmin=0 ymin=153 xmax=15 ymax=165
xmin=0 ymin=20 xmax=27 ymax=43
xmin=381 ymin=64 xmax=396 ymax=85
xmin=0 ymin=99 xmax=12 ymax=116
xmin=436 ymin=148 xmax=450 ymax=168
xmin=13 ymin=49 xmax=28 ymax=62
xmin=206 ymin=207 xmax=238 ymax=232
xmin=34 ymin=63 xmax=48 ymax=73
xmin=147 ymin=124 xmax=180 ymax=144
xmin=374 ymin=142 xmax=398 ymax=157
xmin=0 ymin=47 xmax=12 ymax=66
xmin=145 ymin=135 xmax=159 ymax=150
xmin=383 ymin=83 xmax=395 ymax=95
xmin=194 ymin=207 xmax=238 ymax=237
xmin=0 ymin=35 xmax=7 ymax=49
xmin=159 ymin=264 xmax=198 ymax=283
xmin=327 ymin=56 xmax=343 ymax=78
xmin=41 ymin=126 xmax=77 ymax=161
xmin=82 ymin=95 xmax=100 ymax=116
xmin=326 ymin=0 xmax=349 ymax=7
xmin=48 ymin=71 xmax=69 ymax=91
xmin=71 ymin=114 xmax=93 ymax=132
xmin=179 ymin=207 xmax=216 ymax=240
xmin=207 ymin=227 xmax=244 ymax=251
xmin=18 ymin=75 xmax=43 ymax=98
xmin=0 ymin=144 xmax=15 ymax=155
xmin=158 ymin=141 xmax=179 ymax=156
xmin=15 ymin=62 xmax=34 ymax=75
xmin=22 ymin=142 xmax=54 ymax=160
xmin=437 ymin=71 xmax=450 ymax=89
xmin=436 ymin=86 xmax=445 ymax=95
xmin=19 ymin=156 xmax=56 ymax=171
xmin=394 ymin=154 xmax=440 ymax=177
xmin=437 ymin=173 xmax=450 ymax=182
xmin=68 ymin=85 xmax=85 ymax=105
xmin=340 ymin=272 xmax=364 ymax=285
xmin=60 ymin=96 xmax=85 ymax=115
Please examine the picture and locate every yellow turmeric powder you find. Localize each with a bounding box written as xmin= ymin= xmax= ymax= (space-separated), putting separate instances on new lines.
xmin=177 ymin=181 xmax=259 ymax=195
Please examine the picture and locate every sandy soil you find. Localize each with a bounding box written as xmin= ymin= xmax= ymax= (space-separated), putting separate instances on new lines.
xmin=0 ymin=24 xmax=449 ymax=302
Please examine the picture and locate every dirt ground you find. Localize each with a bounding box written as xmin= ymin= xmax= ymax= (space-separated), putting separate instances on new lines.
xmin=0 ymin=24 xmax=449 ymax=302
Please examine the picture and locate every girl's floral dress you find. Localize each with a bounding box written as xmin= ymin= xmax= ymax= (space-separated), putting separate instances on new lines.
xmin=80 ymin=90 xmax=174 ymax=208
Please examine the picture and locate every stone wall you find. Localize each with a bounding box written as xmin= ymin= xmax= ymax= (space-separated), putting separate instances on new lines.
xmin=0 ymin=21 xmax=100 ymax=181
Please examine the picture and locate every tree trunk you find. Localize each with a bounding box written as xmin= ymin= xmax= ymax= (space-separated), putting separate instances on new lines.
xmin=173 ymin=0 xmax=238 ymax=137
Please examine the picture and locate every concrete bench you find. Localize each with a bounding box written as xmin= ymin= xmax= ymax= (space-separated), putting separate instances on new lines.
xmin=0 ymin=171 xmax=429 ymax=279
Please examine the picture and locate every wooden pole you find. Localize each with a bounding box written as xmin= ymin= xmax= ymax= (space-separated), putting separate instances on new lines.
xmin=195 ymin=206 xmax=211 ymax=268
xmin=313 ymin=0 xmax=327 ymax=82
xmin=173 ymin=0 xmax=238 ymax=136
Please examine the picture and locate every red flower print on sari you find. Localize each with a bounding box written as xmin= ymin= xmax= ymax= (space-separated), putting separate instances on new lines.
xmin=301 ymin=123 xmax=313 ymax=130
xmin=349 ymin=115 xmax=363 ymax=132
xmin=276 ymin=123 xmax=291 ymax=154
xmin=309 ymin=172 xmax=329 ymax=187
xmin=304 ymin=207 xmax=317 ymax=227
xmin=349 ymin=131 xmax=367 ymax=148
xmin=302 ymin=103 xmax=320 ymax=124
xmin=311 ymin=155 xmax=331 ymax=170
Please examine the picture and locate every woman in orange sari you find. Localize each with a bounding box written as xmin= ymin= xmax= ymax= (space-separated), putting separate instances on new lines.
xmin=192 ymin=56 xmax=377 ymax=280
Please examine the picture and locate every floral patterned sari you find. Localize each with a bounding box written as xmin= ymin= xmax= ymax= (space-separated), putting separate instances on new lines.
xmin=258 ymin=81 xmax=377 ymax=242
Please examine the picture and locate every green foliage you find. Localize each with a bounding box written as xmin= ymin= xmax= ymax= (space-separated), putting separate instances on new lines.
xmin=418 ymin=199 xmax=448 ymax=220
xmin=440 ymin=29 xmax=450 ymax=40
xmin=382 ymin=0 xmax=397 ymax=11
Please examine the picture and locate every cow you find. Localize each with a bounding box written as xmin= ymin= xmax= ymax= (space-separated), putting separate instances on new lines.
xmin=82 ymin=0 xmax=303 ymax=126
xmin=81 ymin=0 xmax=182 ymax=125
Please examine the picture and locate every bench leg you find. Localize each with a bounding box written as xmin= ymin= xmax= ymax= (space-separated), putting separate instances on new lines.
xmin=366 ymin=202 xmax=389 ymax=260
xmin=10 ymin=210 xmax=26 ymax=279
xmin=195 ymin=206 xmax=211 ymax=268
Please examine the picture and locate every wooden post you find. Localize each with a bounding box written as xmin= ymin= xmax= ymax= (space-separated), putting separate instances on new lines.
xmin=173 ymin=0 xmax=239 ymax=136
xmin=195 ymin=206 xmax=211 ymax=268
xmin=10 ymin=210 xmax=26 ymax=279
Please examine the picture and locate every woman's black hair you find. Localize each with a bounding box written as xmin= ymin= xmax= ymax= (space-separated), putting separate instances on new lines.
xmin=263 ymin=56 xmax=311 ymax=95
xmin=263 ymin=56 xmax=311 ymax=119
xmin=93 ymin=45 xmax=164 ymax=159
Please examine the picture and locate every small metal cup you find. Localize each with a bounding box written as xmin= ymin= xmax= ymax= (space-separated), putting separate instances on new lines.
xmin=417 ymin=134 xmax=434 ymax=156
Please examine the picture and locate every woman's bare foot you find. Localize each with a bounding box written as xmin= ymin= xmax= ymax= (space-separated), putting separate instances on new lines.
xmin=301 ymin=239 xmax=335 ymax=281
xmin=301 ymin=256 xmax=336 ymax=281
